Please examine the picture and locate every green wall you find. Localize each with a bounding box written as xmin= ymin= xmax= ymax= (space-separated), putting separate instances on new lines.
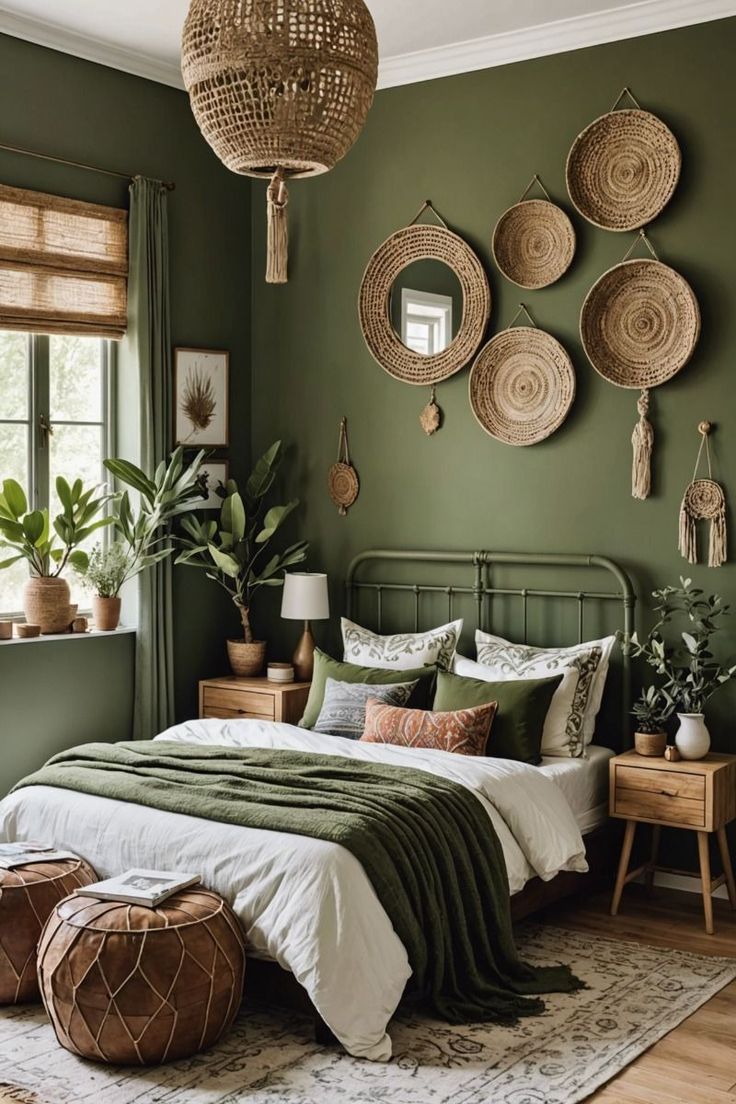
xmin=0 ymin=34 xmax=250 ymax=786
xmin=251 ymin=18 xmax=736 ymax=749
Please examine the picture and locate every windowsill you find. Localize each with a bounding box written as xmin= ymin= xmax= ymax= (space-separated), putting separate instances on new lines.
xmin=0 ymin=626 xmax=136 ymax=646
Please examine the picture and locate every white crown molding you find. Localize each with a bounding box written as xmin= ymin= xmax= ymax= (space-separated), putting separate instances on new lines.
xmin=0 ymin=7 xmax=185 ymax=88
xmin=0 ymin=0 xmax=735 ymax=93
xmin=377 ymin=0 xmax=736 ymax=89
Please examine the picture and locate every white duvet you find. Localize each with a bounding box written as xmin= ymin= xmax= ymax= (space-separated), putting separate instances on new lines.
xmin=0 ymin=719 xmax=587 ymax=1061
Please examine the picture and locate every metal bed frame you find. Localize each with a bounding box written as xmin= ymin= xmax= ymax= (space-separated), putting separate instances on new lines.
xmin=346 ymin=549 xmax=637 ymax=749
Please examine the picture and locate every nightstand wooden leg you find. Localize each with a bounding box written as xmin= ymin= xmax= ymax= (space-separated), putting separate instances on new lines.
xmin=716 ymin=827 xmax=736 ymax=909
xmin=611 ymin=820 xmax=637 ymax=916
xmin=645 ymin=825 xmax=661 ymax=892
xmin=697 ymin=832 xmax=714 ymax=935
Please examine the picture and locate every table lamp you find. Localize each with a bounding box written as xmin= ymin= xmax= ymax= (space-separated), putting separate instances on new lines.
xmin=281 ymin=572 xmax=330 ymax=681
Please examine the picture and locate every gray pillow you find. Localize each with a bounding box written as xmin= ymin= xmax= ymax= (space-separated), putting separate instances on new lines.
xmin=313 ymin=677 xmax=418 ymax=740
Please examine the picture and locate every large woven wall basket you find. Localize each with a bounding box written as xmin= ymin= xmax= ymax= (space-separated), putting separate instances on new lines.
xmin=469 ymin=327 xmax=576 ymax=446
xmin=492 ymin=199 xmax=575 ymax=289
xmin=580 ymin=258 xmax=700 ymax=388
xmin=567 ymin=108 xmax=681 ymax=231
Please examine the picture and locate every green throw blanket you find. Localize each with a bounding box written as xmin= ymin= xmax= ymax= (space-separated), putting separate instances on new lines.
xmin=15 ymin=741 xmax=583 ymax=1022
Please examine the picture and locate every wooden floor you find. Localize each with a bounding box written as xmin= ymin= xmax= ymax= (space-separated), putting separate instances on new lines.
xmin=547 ymin=883 xmax=736 ymax=1104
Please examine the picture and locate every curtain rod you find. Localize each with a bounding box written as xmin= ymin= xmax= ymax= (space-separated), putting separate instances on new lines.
xmin=0 ymin=141 xmax=176 ymax=191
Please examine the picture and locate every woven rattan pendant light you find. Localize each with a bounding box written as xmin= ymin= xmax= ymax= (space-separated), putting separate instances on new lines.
xmin=181 ymin=0 xmax=378 ymax=284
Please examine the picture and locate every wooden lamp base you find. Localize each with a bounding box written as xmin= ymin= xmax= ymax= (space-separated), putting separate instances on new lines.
xmin=292 ymin=621 xmax=316 ymax=682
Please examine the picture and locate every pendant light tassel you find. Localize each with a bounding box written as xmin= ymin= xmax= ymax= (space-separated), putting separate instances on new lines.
xmin=266 ymin=169 xmax=289 ymax=285
xmin=631 ymin=389 xmax=654 ymax=500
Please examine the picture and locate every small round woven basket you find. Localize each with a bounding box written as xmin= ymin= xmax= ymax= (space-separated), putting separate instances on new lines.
xmin=358 ymin=223 xmax=490 ymax=386
xmin=469 ymin=327 xmax=576 ymax=446
xmin=580 ymin=258 xmax=700 ymax=388
xmin=566 ymin=108 xmax=681 ymax=231
xmin=328 ymin=462 xmax=359 ymax=515
xmin=492 ymin=199 xmax=575 ymax=289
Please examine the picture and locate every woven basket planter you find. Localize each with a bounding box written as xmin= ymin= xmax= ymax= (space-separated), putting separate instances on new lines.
xmin=469 ymin=327 xmax=575 ymax=447
xmin=492 ymin=199 xmax=575 ymax=289
xmin=567 ymin=108 xmax=681 ymax=231
xmin=580 ymin=258 xmax=700 ymax=389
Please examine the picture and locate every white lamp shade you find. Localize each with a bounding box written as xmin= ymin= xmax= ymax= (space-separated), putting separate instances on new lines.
xmin=281 ymin=573 xmax=330 ymax=621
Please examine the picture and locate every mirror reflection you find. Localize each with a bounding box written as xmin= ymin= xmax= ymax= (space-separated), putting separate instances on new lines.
xmin=390 ymin=260 xmax=463 ymax=355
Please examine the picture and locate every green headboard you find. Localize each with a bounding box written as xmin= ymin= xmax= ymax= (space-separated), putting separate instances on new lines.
xmin=345 ymin=549 xmax=637 ymax=750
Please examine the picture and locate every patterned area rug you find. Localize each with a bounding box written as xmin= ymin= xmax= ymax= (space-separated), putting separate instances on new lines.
xmin=1 ymin=925 xmax=734 ymax=1104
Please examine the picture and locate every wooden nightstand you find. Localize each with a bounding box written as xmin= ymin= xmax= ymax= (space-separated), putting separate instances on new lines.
xmin=198 ymin=676 xmax=311 ymax=726
xmin=610 ymin=750 xmax=736 ymax=933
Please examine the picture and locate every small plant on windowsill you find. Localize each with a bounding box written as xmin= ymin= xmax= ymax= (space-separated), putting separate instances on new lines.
xmin=0 ymin=477 xmax=115 ymax=634
xmin=631 ymin=686 xmax=673 ymax=758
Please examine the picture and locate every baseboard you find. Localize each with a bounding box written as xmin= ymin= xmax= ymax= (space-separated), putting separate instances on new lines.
xmin=653 ymin=870 xmax=728 ymax=900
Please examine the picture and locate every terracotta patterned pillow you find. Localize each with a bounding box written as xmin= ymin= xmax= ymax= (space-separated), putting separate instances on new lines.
xmin=360 ymin=697 xmax=497 ymax=757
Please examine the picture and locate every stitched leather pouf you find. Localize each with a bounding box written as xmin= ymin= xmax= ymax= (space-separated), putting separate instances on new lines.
xmin=37 ymin=887 xmax=246 ymax=1065
xmin=0 ymin=857 xmax=97 ymax=1005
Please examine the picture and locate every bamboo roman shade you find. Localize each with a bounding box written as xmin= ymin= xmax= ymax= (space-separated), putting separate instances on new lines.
xmin=0 ymin=184 xmax=128 ymax=338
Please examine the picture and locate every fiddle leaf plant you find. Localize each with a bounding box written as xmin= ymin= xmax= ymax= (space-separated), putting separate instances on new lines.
xmin=175 ymin=441 xmax=308 ymax=642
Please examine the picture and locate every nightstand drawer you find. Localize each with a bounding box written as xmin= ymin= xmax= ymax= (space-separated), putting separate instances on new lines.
xmin=203 ymin=707 xmax=271 ymax=721
xmin=614 ymin=765 xmax=705 ymax=827
xmin=202 ymin=687 xmax=275 ymax=719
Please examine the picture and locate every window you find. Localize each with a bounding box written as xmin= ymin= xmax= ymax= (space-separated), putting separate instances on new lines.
xmin=401 ymin=288 xmax=454 ymax=356
xmin=0 ymin=331 xmax=113 ymax=615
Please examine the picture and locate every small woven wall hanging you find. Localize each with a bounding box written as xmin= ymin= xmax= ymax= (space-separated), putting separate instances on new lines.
xmin=181 ymin=0 xmax=378 ymax=284
xmin=492 ymin=176 xmax=576 ymax=289
xmin=328 ymin=417 xmax=359 ymax=516
xmin=566 ymin=87 xmax=681 ymax=231
xmin=419 ymin=385 xmax=442 ymax=436
xmin=469 ymin=304 xmax=576 ymax=447
xmin=679 ymin=422 xmax=728 ymax=568
xmin=580 ymin=230 xmax=700 ymax=499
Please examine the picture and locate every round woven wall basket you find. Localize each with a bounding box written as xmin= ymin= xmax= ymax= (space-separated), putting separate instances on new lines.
xmin=566 ymin=109 xmax=681 ymax=231
xmin=580 ymin=258 xmax=700 ymax=388
xmin=469 ymin=327 xmax=576 ymax=446
xmin=492 ymin=199 xmax=575 ymax=289
xmin=358 ymin=223 xmax=491 ymax=386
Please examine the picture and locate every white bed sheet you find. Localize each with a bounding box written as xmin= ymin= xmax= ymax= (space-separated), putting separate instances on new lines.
xmin=0 ymin=720 xmax=588 ymax=1063
xmin=539 ymin=745 xmax=614 ymax=835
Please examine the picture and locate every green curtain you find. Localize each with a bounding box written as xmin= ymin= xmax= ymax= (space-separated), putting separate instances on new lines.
xmin=127 ymin=177 xmax=174 ymax=740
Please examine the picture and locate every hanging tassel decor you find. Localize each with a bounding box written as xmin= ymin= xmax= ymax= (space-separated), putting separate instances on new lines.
xmin=678 ymin=422 xmax=728 ymax=567
xmin=419 ymin=385 xmax=442 ymax=436
xmin=266 ymin=170 xmax=289 ymax=285
xmin=631 ymin=389 xmax=654 ymax=500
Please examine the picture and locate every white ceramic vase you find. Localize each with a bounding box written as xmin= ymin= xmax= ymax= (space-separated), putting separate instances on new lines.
xmin=675 ymin=713 xmax=711 ymax=760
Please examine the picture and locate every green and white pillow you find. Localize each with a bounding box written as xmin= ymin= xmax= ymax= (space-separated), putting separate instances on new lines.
xmin=313 ymin=677 xmax=418 ymax=740
xmin=473 ymin=630 xmax=616 ymax=755
xmin=341 ymin=617 xmax=462 ymax=672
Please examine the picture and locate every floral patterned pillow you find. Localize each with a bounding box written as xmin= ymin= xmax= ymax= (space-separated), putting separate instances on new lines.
xmin=360 ymin=697 xmax=496 ymax=757
xmin=341 ymin=617 xmax=463 ymax=672
xmin=313 ymin=678 xmax=418 ymax=740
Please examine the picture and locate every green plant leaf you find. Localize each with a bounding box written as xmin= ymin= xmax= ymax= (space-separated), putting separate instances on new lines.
xmin=22 ymin=510 xmax=45 ymax=545
xmin=255 ymin=499 xmax=297 ymax=544
xmin=0 ymin=553 xmax=24 ymax=570
xmin=67 ymin=549 xmax=89 ymax=571
xmin=104 ymin=459 xmax=156 ymax=504
xmin=245 ymin=441 xmax=282 ymax=507
xmin=208 ymin=544 xmax=241 ymax=579
xmin=0 ymin=516 xmax=25 ymax=542
xmin=55 ymin=477 xmax=73 ymax=512
xmin=2 ymin=479 xmax=27 ymax=519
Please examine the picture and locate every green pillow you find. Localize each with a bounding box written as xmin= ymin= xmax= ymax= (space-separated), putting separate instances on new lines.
xmin=300 ymin=648 xmax=437 ymax=730
xmin=432 ymin=669 xmax=562 ymax=765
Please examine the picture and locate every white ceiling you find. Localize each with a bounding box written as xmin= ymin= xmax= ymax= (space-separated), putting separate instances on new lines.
xmin=0 ymin=0 xmax=733 ymax=89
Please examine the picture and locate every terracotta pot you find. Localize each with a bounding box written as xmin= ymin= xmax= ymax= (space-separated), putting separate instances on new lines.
xmin=92 ymin=596 xmax=122 ymax=632
xmin=23 ymin=577 xmax=72 ymax=635
xmin=227 ymin=639 xmax=266 ymax=678
xmin=634 ymin=730 xmax=667 ymax=757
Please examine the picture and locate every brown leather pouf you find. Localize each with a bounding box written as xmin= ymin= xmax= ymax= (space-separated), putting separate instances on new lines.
xmin=0 ymin=857 xmax=97 ymax=1005
xmin=38 ymin=887 xmax=246 ymax=1065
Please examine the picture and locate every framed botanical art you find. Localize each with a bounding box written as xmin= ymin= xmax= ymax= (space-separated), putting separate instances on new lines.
xmin=195 ymin=460 xmax=230 ymax=509
xmin=174 ymin=348 xmax=229 ymax=447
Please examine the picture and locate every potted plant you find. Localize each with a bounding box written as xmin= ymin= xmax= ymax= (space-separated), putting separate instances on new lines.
xmin=176 ymin=441 xmax=308 ymax=676
xmin=75 ymin=542 xmax=133 ymax=631
xmin=631 ymin=686 xmax=672 ymax=757
xmin=0 ymin=477 xmax=115 ymax=633
xmin=632 ymin=577 xmax=736 ymax=760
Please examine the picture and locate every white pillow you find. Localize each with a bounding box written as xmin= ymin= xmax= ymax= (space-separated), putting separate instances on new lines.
xmin=453 ymin=653 xmax=586 ymax=757
xmin=341 ymin=617 xmax=463 ymax=672
xmin=475 ymin=630 xmax=616 ymax=752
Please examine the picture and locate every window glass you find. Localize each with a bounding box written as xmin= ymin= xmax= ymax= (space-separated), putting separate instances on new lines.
xmin=0 ymin=332 xmax=29 ymax=420
xmin=50 ymin=335 xmax=103 ymax=422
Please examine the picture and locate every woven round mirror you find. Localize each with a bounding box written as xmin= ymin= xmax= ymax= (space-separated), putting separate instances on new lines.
xmin=580 ymin=258 xmax=700 ymax=389
xmin=469 ymin=317 xmax=575 ymax=447
xmin=358 ymin=220 xmax=491 ymax=386
xmin=566 ymin=96 xmax=681 ymax=231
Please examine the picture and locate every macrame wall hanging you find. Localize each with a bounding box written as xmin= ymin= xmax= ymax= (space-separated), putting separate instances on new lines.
xmin=328 ymin=417 xmax=359 ymax=516
xmin=181 ymin=0 xmax=378 ymax=284
xmin=679 ymin=422 xmax=728 ymax=568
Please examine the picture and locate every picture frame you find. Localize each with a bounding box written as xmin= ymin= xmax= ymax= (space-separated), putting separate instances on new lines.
xmin=196 ymin=460 xmax=230 ymax=509
xmin=174 ymin=348 xmax=229 ymax=447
